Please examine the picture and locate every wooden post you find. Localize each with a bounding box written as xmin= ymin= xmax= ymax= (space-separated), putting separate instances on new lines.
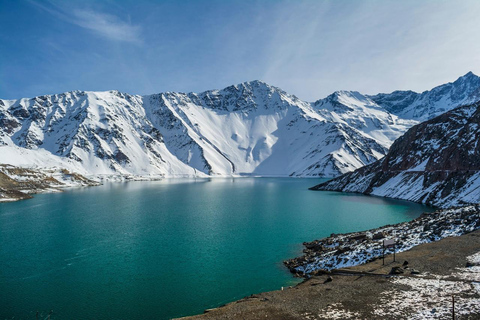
xmin=452 ymin=295 xmax=455 ymax=320
xmin=382 ymin=242 xmax=385 ymax=265
xmin=393 ymin=242 xmax=396 ymax=262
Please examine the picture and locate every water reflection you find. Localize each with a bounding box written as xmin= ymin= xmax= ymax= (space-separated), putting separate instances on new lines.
xmin=0 ymin=178 xmax=433 ymax=320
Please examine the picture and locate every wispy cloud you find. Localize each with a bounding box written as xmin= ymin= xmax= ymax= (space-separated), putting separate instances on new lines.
xmin=28 ymin=0 xmax=142 ymax=44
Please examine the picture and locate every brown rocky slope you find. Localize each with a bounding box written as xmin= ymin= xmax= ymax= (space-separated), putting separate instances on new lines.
xmin=310 ymin=101 xmax=480 ymax=208
xmin=0 ymin=164 xmax=99 ymax=202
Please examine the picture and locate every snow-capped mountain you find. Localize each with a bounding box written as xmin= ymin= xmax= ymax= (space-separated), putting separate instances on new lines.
xmin=145 ymin=82 xmax=412 ymax=177
xmin=311 ymin=102 xmax=480 ymax=208
xmin=0 ymin=73 xmax=479 ymax=179
xmin=0 ymin=90 xmax=199 ymax=177
xmin=370 ymin=72 xmax=480 ymax=121
xmin=0 ymin=81 xmax=408 ymax=178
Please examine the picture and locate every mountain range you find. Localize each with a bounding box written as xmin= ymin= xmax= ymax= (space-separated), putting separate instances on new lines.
xmin=1 ymin=72 xmax=480 ymax=179
xmin=312 ymin=101 xmax=480 ymax=208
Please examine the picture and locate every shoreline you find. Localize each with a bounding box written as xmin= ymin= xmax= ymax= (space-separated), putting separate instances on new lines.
xmin=0 ymin=165 xmax=100 ymax=202
xmin=285 ymin=205 xmax=480 ymax=276
xmin=178 ymin=205 xmax=480 ymax=319
xmin=0 ymin=172 xmax=327 ymax=203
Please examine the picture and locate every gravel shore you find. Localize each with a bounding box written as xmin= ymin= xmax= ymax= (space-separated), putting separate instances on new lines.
xmin=177 ymin=228 xmax=480 ymax=319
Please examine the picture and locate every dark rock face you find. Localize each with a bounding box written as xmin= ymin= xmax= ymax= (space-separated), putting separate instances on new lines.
xmin=381 ymin=105 xmax=480 ymax=172
xmin=311 ymin=102 xmax=480 ymax=208
xmin=389 ymin=267 xmax=404 ymax=275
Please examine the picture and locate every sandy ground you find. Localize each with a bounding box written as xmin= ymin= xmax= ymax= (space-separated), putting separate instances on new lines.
xmin=177 ymin=229 xmax=480 ymax=319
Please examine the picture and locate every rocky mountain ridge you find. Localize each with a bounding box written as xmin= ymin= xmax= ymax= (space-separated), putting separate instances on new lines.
xmin=1 ymin=72 xmax=479 ymax=180
xmin=369 ymin=71 xmax=480 ymax=121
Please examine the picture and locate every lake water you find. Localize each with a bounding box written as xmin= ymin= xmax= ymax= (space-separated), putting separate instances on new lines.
xmin=0 ymin=178 xmax=433 ymax=319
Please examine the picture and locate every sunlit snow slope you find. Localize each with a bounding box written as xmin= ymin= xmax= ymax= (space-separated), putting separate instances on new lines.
xmin=1 ymin=72 xmax=479 ymax=178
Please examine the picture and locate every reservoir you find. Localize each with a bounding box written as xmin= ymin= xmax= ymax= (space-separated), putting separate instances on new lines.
xmin=0 ymin=178 xmax=433 ymax=319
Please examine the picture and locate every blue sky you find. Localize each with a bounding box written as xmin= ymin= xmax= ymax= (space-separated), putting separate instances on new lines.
xmin=1 ymin=0 xmax=480 ymax=101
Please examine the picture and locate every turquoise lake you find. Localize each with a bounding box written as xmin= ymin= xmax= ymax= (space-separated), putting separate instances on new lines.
xmin=0 ymin=178 xmax=434 ymax=319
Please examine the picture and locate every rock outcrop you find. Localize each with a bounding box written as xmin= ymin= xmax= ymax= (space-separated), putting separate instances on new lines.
xmin=0 ymin=164 xmax=99 ymax=202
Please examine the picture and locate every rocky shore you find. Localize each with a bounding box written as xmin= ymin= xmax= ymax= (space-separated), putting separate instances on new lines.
xmin=178 ymin=226 xmax=480 ymax=320
xmin=285 ymin=205 xmax=480 ymax=276
xmin=0 ymin=164 xmax=100 ymax=202
xmin=178 ymin=205 xmax=480 ymax=320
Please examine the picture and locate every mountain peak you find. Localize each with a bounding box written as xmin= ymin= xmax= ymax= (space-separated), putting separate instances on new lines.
xmin=331 ymin=90 xmax=364 ymax=99
xmin=317 ymin=90 xmax=373 ymax=107
xmin=2 ymin=72 xmax=480 ymax=182
xmin=242 ymin=79 xmax=269 ymax=87
xmin=312 ymin=101 xmax=480 ymax=208
xmin=233 ymin=80 xmax=281 ymax=93
xmin=454 ymin=71 xmax=480 ymax=83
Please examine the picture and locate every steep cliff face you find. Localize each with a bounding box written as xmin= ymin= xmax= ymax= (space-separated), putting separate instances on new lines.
xmin=0 ymin=90 xmax=197 ymax=177
xmin=311 ymin=102 xmax=480 ymax=208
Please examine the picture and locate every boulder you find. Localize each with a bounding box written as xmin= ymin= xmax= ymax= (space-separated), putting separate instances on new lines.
xmin=389 ymin=267 xmax=404 ymax=275
xmin=351 ymin=234 xmax=367 ymax=241
xmin=372 ymin=232 xmax=385 ymax=240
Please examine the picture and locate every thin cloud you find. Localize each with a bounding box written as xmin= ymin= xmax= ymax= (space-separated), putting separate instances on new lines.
xmin=70 ymin=9 xmax=142 ymax=44
xmin=28 ymin=0 xmax=142 ymax=44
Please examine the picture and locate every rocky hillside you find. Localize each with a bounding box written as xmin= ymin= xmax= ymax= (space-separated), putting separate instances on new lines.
xmin=311 ymin=102 xmax=480 ymax=208
xmin=0 ymin=164 xmax=99 ymax=202
xmin=285 ymin=205 xmax=480 ymax=275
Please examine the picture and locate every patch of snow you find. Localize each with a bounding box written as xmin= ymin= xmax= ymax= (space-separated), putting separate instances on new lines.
xmin=317 ymin=303 xmax=361 ymax=319
xmin=374 ymin=277 xmax=480 ymax=319
xmin=291 ymin=206 xmax=480 ymax=274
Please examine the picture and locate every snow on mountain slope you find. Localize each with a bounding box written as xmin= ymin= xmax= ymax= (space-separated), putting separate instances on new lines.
xmin=1 ymin=73 xmax=479 ymax=179
xmin=0 ymin=81 xmax=399 ymax=178
xmin=145 ymin=81 xmax=409 ymax=177
xmin=311 ymin=102 xmax=480 ymax=208
xmin=0 ymin=91 xmax=200 ymax=178
xmin=313 ymin=90 xmax=415 ymax=149
xmin=370 ymin=72 xmax=480 ymax=121
xmin=144 ymin=81 xmax=300 ymax=176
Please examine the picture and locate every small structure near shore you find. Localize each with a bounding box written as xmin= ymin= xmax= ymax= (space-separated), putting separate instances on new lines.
xmin=382 ymin=238 xmax=396 ymax=265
